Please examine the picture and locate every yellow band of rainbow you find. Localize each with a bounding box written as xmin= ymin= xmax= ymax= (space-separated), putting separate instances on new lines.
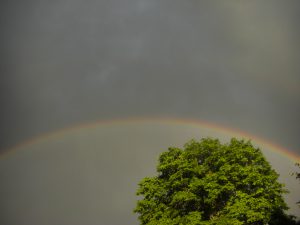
xmin=1 ymin=117 xmax=299 ymax=163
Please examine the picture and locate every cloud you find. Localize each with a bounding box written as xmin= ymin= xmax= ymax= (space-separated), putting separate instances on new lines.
xmin=0 ymin=0 xmax=299 ymax=154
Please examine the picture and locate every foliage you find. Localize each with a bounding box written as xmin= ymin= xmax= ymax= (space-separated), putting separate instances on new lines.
xmin=295 ymin=163 xmax=300 ymax=180
xmin=134 ymin=138 xmax=295 ymax=225
xmin=292 ymin=162 xmax=300 ymax=207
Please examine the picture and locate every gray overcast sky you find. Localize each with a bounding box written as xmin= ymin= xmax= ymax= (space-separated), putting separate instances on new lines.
xmin=1 ymin=0 xmax=300 ymax=154
xmin=1 ymin=123 xmax=300 ymax=224
xmin=1 ymin=1 xmax=300 ymax=224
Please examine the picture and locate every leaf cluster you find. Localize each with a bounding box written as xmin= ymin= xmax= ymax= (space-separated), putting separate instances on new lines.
xmin=292 ymin=162 xmax=300 ymax=207
xmin=134 ymin=138 xmax=293 ymax=225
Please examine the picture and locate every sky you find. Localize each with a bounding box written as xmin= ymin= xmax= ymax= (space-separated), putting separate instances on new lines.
xmin=0 ymin=0 xmax=299 ymax=154
xmin=0 ymin=122 xmax=300 ymax=225
xmin=0 ymin=0 xmax=300 ymax=224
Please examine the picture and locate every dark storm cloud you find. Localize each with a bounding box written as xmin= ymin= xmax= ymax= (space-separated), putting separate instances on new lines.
xmin=1 ymin=0 xmax=300 ymax=153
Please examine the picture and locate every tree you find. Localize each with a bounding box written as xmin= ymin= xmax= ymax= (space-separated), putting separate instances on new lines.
xmin=292 ymin=162 xmax=300 ymax=207
xmin=134 ymin=138 xmax=296 ymax=225
xmin=295 ymin=163 xmax=300 ymax=180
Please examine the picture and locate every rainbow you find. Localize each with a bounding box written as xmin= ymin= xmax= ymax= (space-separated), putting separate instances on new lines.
xmin=1 ymin=117 xmax=300 ymax=163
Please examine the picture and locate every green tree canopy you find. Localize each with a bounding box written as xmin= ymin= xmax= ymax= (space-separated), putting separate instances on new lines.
xmin=134 ymin=138 xmax=296 ymax=225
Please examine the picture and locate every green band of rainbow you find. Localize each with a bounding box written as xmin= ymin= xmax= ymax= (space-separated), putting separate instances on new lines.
xmin=1 ymin=117 xmax=300 ymax=163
